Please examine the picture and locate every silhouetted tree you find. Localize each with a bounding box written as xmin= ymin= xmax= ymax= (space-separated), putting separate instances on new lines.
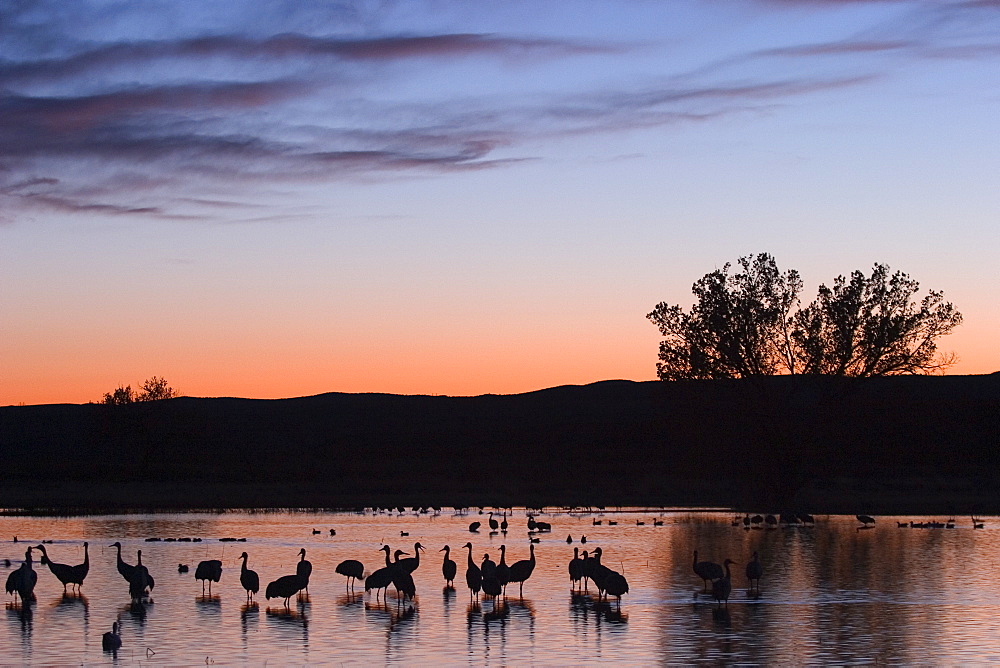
xmin=791 ymin=264 xmax=962 ymax=376
xmin=648 ymin=255 xmax=961 ymax=379
xmin=136 ymin=376 xmax=178 ymax=401
xmin=101 ymin=377 xmax=178 ymax=404
xmin=646 ymin=253 xmax=802 ymax=380
xmin=102 ymin=385 xmax=135 ymax=405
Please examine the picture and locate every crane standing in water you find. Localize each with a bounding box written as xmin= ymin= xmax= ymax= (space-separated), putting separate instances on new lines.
xmin=746 ymin=551 xmax=763 ymax=593
xmin=693 ymin=550 xmax=723 ymax=592
xmin=712 ymin=559 xmax=737 ymax=606
xmin=296 ymin=548 xmax=312 ymax=594
xmin=440 ymin=545 xmax=457 ymax=588
xmin=35 ymin=543 xmax=89 ymax=594
xmin=5 ymin=546 xmax=37 ymax=604
xmin=463 ymin=543 xmax=482 ymax=601
xmin=239 ymin=552 xmax=260 ymax=603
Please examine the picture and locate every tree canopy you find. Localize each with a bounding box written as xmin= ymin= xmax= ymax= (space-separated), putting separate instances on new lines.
xmin=102 ymin=376 xmax=179 ymax=404
xmin=647 ymin=254 xmax=962 ymax=380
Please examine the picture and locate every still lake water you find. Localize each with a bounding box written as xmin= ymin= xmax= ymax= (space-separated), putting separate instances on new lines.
xmin=2 ymin=509 xmax=999 ymax=666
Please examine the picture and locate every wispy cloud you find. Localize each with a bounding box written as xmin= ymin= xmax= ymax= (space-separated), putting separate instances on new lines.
xmin=1 ymin=0 xmax=997 ymax=223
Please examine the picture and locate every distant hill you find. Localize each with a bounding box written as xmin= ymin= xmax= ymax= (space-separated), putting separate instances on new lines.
xmin=2 ymin=375 xmax=999 ymax=513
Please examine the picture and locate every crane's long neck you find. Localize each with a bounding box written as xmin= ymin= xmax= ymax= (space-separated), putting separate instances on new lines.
xmin=466 ymin=546 xmax=475 ymax=567
xmin=499 ymin=546 xmax=507 ymax=566
xmin=241 ymin=555 xmax=248 ymax=573
xmin=83 ymin=544 xmax=89 ymax=566
xmin=384 ymin=548 xmax=392 ymax=567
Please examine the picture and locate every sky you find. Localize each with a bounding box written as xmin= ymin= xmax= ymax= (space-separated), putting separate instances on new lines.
xmin=2 ymin=0 xmax=999 ymax=405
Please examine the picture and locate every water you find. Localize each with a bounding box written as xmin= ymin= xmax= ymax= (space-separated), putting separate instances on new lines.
xmin=2 ymin=509 xmax=999 ymax=665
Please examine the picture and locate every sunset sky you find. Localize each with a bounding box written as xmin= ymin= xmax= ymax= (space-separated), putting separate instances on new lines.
xmin=2 ymin=0 xmax=998 ymax=405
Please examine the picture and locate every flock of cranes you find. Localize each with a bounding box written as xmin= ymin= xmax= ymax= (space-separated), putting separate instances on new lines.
xmin=18 ymin=509 xmax=978 ymax=656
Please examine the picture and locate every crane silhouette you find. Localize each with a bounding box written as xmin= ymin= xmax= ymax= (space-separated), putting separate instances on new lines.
xmin=712 ymin=559 xmax=736 ymax=606
xmin=604 ymin=570 xmax=629 ymax=609
xmin=568 ymin=547 xmax=584 ymax=591
xmin=440 ymin=545 xmax=457 ymax=588
xmin=488 ymin=512 xmax=499 ymax=532
xmin=335 ymin=559 xmax=365 ymax=590
xmin=500 ymin=513 xmax=508 ymax=533
xmin=588 ymin=547 xmax=613 ymax=598
xmin=5 ymin=546 xmax=37 ymax=604
xmin=102 ymin=621 xmax=122 ymax=651
xmin=265 ymin=572 xmax=307 ymax=607
xmin=195 ymin=559 xmax=223 ymax=594
xmin=365 ymin=547 xmax=406 ymax=600
xmin=128 ymin=550 xmax=153 ymax=602
xmin=296 ymin=548 xmax=312 ymax=593
xmin=857 ymin=515 xmax=876 ymax=527
xmin=693 ymin=550 xmax=723 ymax=592
xmin=469 ymin=521 xmax=481 ymax=533
xmin=506 ymin=543 xmax=536 ymax=597
xmin=239 ymin=552 xmax=259 ymax=602
xmin=35 ymin=542 xmax=88 ymax=594
xmin=396 ymin=542 xmax=424 ymax=575
xmin=745 ymin=551 xmax=763 ymax=593
xmin=392 ymin=564 xmax=416 ymax=603
xmin=496 ymin=545 xmax=510 ymax=594
xmin=463 ymin=542 xmax=482 ymax=600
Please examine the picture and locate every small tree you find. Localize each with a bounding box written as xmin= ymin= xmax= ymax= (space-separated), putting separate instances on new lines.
xmin=101 ymin=376 xmax=178 ymax=404
xmin=136 ymin=376 xmax=179 ymax=401
xmin=102 ymin=385 xmax=135 ymax=405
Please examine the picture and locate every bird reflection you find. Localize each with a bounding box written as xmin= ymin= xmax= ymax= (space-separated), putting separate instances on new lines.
xmin=365 ymin=598 xmax=415 ymax=630
xmin=239 ymin=602 xmax=258 ymax=633
xmin=712 ymin=606 xmax=732 ymax=625
xmin=196 ymin=594 xmax=221 ymax=606
xmin=336 ymin=592 xmax=364 ymax=607
xmin=483 ymin=599 xmax=509 ymax=623
xmin=55 ymin=592 xmax=89 ymax=610
xmin=265 ymin=604 xmax=307 ymax=625
xmin=6 ymin=600 xmax=34 ymax=630
xmin=123 ymin=600 xmax=147 ymax=626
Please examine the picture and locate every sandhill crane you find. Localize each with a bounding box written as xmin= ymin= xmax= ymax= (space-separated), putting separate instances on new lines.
xmin=469 ymin=521 xmax=481 ymax=533
xmin=507 ymin=544 xmax=536 ymax=597
xmin=296 ymin=548 xmax=312 ymax=593
xmin=5 ymin=547 xmax=37 ymax=604
xmin=265 ymin=573 xmax=307 ymax=607
xmin=335 ymin=559 xmax=364 ymax=590
xmin=589 ymin=547 xmax=614 ymax=598
xmin=110 ymin=542 xmax=134 ymax=583
xmin=239 ymin=552 xmax=259 ymax=602
xmin=496 ymin=545 xmax=510 ymax=593
xmin=481 ymin=570 xmax=501 ymax=601
xmin=440 ymin=545 xmax=457 ymax=588
xmin=712 ymin=559 xmax=736 ymax=606
xmin=693 ymin=550 xmax=723 ymax=592
xmin=396 ymin=542 xmax=425 ymax=575
xmin=392 ymin=566 xmax=416 ymax=603
xmin=463 ymin=542 xmax=482 ymax=600
xmin=569 ymin=547 xmax=584 ymax=591
xmin=746 ymin=551 xmax=763 ymax=592
xmin=481 ymin=552 xmax=497 ymax=580
xmin=604 ymin=570 xmax=629 ymax=608
xmin=36 ymin=543 xmax=88 ymax=594
xmin=102 ymin=621 xmax=122 ymax=651
xmin=195 ymin=559 xmax=222 ymax=594
xmin=365 ymin=548 xmax=406 ymax=600
xmin=857 ymin=515 xmax=876 ymax=527
xmin=488 ymin=512 xmax=499 ymax=532
xmin=500 ymin=513 xmax=508 ymax=533
xmin=128 ymin=550 xmax=153 ymax=602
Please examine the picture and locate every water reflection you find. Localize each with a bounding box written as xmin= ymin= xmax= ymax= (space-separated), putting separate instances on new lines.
xmin=5 ymin=511 xmax=1000 ymax=664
